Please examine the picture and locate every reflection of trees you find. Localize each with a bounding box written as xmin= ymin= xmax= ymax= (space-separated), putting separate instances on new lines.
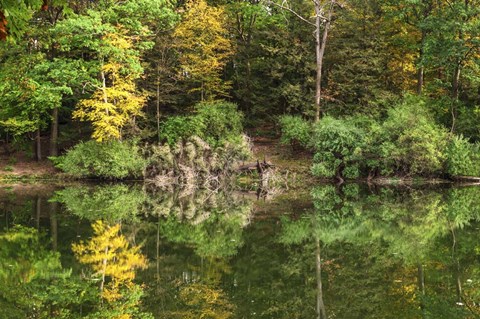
xmin=276 ymin=185 xmax=480 ymax=318
xmin=144 ymin=189 xmax=253 ymax=258
xmin=139 ymin=190 xmax=254 ymax=318
xmin=73 ymin=220 xmax=151 ymax=319
xmin=160 ymin=283 xmax=235 ymax=319
xmin=54 ymin=184 xmax=146 ymax=222
xmin=0 ymin=226 xmax=94 ymax=318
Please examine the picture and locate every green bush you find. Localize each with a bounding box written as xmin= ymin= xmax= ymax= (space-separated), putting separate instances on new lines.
xmin=159 ymin=101 xmax=244 ymax=147
xmin=377 ymin=97 xmax=448 ymax=176
xmin=446 ymin=135 xmax=480 ymax=176
xmin=159 ymin=116 xmax=204 ymax=146
xmin=52 ymin=140 xmax=146 ymax=179
xmin=311 ymin=116 xmax=365 ymax=179
xmin=195 ymin=101 xmax=244 ymax=147
xmin=278 ymin=115 xmax=311 ymax=149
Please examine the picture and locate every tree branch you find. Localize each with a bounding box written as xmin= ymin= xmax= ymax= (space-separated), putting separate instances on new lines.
xmin=266 ymin=0 xmax=317 ymax=26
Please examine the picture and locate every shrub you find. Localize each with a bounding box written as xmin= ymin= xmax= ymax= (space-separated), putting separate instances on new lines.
xmin=159 ymin=101 xmax=244 ymax=147
xmin=311 ymin=116 xmax=365 ymax=179
xmin=377 ymin=97 xmax=448 ymax=176
xmin=52 ymin=140 xmax=146 ymax=179
xmin=159 ymin=116 xmax=204 ymax=146
xmin=446 ymin=135 xmax=480 ymax=176
xmin=195 ymin=101 xmax=244 ymax=147
xmin=278 ymin=115 xmax=312 ymax=149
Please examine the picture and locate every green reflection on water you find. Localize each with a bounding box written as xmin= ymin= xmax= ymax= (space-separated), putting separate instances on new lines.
xmin=0 ymin=183 xmax=479 ymax=318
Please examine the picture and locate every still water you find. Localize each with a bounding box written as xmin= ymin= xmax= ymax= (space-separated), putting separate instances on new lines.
xmin=1 ymin=183 xmax=479 ymax=318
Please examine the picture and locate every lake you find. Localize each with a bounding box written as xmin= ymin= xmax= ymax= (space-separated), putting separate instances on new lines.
xmin=1 ymin=182 xmax=479 ymax=318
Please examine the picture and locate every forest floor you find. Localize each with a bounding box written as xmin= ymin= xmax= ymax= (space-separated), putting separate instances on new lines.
xmin=0 ymin=151 xmax=60 ymax=181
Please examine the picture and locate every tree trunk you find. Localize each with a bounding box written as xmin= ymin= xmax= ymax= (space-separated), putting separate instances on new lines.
xmin=100 ymin=246 xmax=109 ymax=293
xmin=417 ymin=263 xmax=426 ymax=315
xmin=451 ymin=64 xmax=461 ymax=132
xmin=36 ymin=196 xmax=41 ymax=230
xmin=50 ymin=202 xmax=58 ymax=251
xmin=50 ymin=107 xmax=59 ymax=156
xmin=316 ymin=239 xmax=327 ymax=319
xmin=35 ymin=128 xmax=42 ymax=161
xmin=416 ymin=30 xmax=426 ymax=95
xmin=452 ymin=64 xmax=461 ymax=100
xmin=156 ymin=72 xmax=161 ymax=142
xmin=314 ymin=1 xmax=334 ymax=122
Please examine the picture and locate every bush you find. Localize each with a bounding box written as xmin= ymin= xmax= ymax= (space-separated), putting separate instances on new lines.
xmin=159 ymin=116 xmax=204 ymax=146
xmin=195 ymin=101 xmax=244 ymax=147
xmin=159 ymin=101 xmax=244 ymax=147
xmin=446 ymin=135 xmax=480 ymax=176
xmin=52 ymin=140 xmax=146 ymax=179
xmin=278 ymin=115 xmax=311 ymax=149
xmin=311 ymin=116 xmax=365 ymax=179
xmin=377 ymin=97 xmax=448 ymax=176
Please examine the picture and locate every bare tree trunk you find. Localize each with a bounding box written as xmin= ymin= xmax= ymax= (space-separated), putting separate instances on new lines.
xmin=101 ymin=67 xmax=109 ymax=113
xmin=451 ymin=64 xmax=461 ymax=132
xmin=314 ymin=0 xmax=334 ymax=122
xmin=50 ymin=107 xmax=59 ymax=156
xmin=316 ymin=239 xmax=327 ymax=319
xmin=416 ymin=31 xmax=426 ymax=95
xmin=50 ymin=202 xmax=58 ymax=251
xmin=452 ymin=64 xmax=461 ymax=100
xmin=157 ymin=216 xmax=160 ymax=281
xmin=156 ymin=71 xmax=161 ymax=142
xmin=36 ymin=128 xmax=42 ymax=161
xmin=417 ymin=263 xmax=426 ymax=315
xmin=36 ymin=196 xmax=41 ymax=230
xmin=100 ymin=246 xmax=109 ymax=293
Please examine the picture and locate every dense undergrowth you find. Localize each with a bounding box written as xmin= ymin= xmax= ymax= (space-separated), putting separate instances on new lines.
xmin=52 ymin=101 xmax=251 ymax=184
xmin=279 ymin=96 xmax=480 ymax=181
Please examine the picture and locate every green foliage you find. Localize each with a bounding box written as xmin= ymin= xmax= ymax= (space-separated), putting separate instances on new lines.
xmin=278 ymin=115 xmax=311 ymax=149
xmin=378 ymin=97 xmax=448 ymax=176
xmin=0 ymin=225 xmax=94 ymax=319
xmin=158 ymin=116 xmax=204 ymax=146
xmin=311 ymin=116 xmax=365 ymax=179
xmin=159 ymin=101 xmax=244 ymax=147
xmin=53 ymin=140 xmax=146 ymax=179
xmin=54 ymin=184 xmax=145 ymax=222
xmin=194 ymin=101 xmax=244 ymax=147
xmin=446 ymin=135 xmax=480 ymax=176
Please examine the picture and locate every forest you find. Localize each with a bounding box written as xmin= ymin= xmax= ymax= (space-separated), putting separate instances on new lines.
xmin=3 ymin=2 xmax=480 ymax=318
xmin=1 ymin=0 xmax=480 ymax=181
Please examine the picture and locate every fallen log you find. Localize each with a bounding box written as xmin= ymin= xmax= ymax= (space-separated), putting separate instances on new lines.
xmin=237 ymin=159 xmax=275 ymax=173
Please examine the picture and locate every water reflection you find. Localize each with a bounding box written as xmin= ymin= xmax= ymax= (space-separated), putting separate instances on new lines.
xmin=0 ymin=183 xmax=479 ymax=318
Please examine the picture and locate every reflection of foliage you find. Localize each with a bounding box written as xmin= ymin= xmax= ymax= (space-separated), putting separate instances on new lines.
xmin=144 ymin=190 xmax=253 ymax=258
xmin=72 ymin=221 xmax=147 ymax=302
xmin=0 ymin=226 xmax=95 ymax=318
xmin=276 ymin=184 xmax=480 ymax=318
xmin=162 ymin=283 xmax=235 ymax=319
xmin=54 ymin=184 xmax=145 ymax=222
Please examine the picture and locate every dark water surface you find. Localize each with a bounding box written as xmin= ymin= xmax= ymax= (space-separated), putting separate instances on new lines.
xmin=1 ymin=183 xmax=479 ymax=318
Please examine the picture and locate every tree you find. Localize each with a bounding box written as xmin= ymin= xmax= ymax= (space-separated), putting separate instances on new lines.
xmin=0 ymin=50 xmax=72 ymax=160
xmin=267 ymin=0 xmax=339 ymax=122
xmin=72 ymin=28 xmax=146 ymax=142
xmin=72 ymin=220 xmax=147 ymax=303
xmin=173 ymin=0 xmax=234 ymax=101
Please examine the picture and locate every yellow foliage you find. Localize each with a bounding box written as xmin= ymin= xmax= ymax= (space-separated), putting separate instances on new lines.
xmin=173 ymin=0 xmax=234 ymax=100
xmin=73 ymin=29 xmax=145 ymax=142
xmin=72 ymin=220 xmax=147 ymax=302
xmin=165 ymin=283 xmax=235 ymax=319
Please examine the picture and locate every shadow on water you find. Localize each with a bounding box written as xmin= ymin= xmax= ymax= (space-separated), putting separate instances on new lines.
xmin=0 ymin=182 xmax=480 ymax=318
